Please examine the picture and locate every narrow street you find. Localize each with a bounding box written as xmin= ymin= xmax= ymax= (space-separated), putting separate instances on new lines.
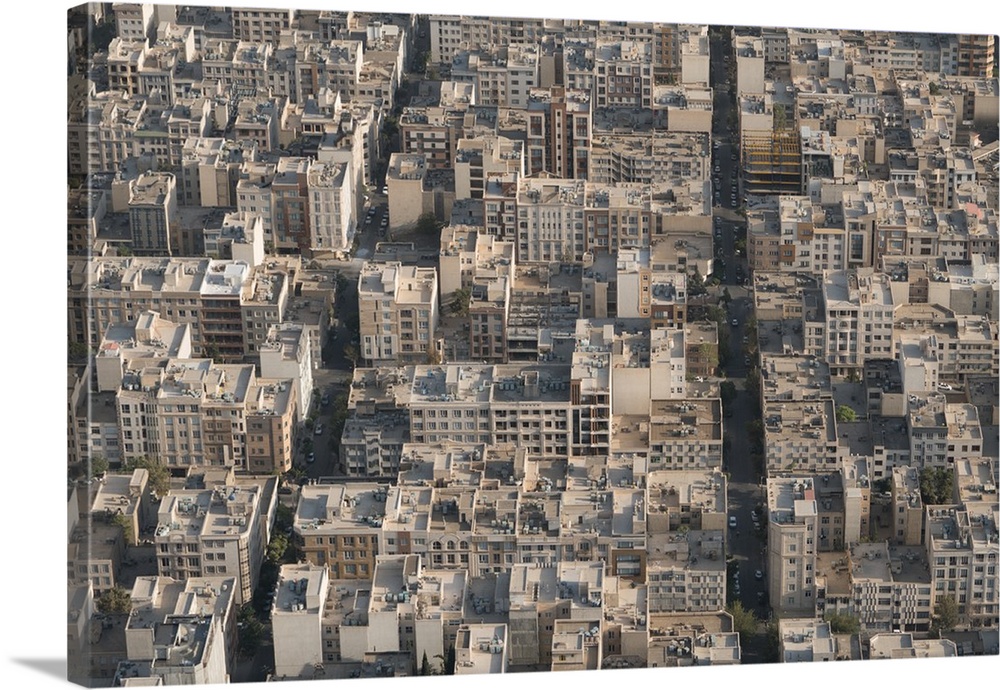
xmin=710 ymin=26 xmax=773 ymax=662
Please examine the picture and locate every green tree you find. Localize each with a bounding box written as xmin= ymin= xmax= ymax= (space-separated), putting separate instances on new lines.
xmin=931 ymin=595 xmax=959 ymax=636
xmin=835 ymin=405 xmax=857 ymax=423
xmin=203 ymin=341 xmax=222 ymax=363
xmin=773 ymin=103 xmax=787 ymax=131
xmin=720 ymin=381 xmax=738 ymax=407
xmin=88 ymin=454 xmax=109 ymax=479
xmin=762 ymin=618 xmax=781 ymax=663
xmin=266 ymin=532 xmax=289 ymax=565
xmin=824 ymin=612 xmax=861 ymax=634
xmin=238 ymin=603 xmax=265 ymax=658
xmin=721 ymin=287 xmax=732 ymax=305
xmin=416 ymin=212 xmax=444 ymax=237
xmin=112 ymin=511 xmax=135 ymax=544
xmin=450 ymin=287 xmax=471 ymax=317
xmin=97 ymin=586 xmax=132 ymax=614
xmin=928 ymin=82 xmax=940 ymax=96
xmin=122 ymin=456 xmax=170 ymax=496
xmin=69 ymin=340 xmax=89 ymax=361
xmin=420 ymin=651 xmax=432 ymax=675
xmin=727 ymin=600 xmax=758 ymax=639
xmin=920 ymin=467 xmax=955 ymax=505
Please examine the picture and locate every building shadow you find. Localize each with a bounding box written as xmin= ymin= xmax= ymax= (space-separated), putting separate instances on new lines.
xmin=11 ymin=658 xmax=66 ymax=681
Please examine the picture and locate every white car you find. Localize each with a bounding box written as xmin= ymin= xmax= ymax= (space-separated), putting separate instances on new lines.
xmin=314 ymin=423 xmax=324 ymax=436
xmin=731 ymin=318 xmax=739 ymax=327
xmin=937 ymin=383 xmax=953 ymax=391
xmin=729 ymin=516 xmax=738 ymax=529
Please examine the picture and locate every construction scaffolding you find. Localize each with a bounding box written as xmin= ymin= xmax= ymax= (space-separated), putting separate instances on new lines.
xmin=742 ymin=130 xmax=802 ymax=196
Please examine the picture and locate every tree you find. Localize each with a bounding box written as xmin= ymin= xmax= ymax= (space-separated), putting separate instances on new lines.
xmin=688 ymin=267 xmax=707 ymax=297
xmin=721 ymin=287 xmax=732 ymax=305
xmin=69 ymin=340 xmax=89 ymax=362
xmin=824 ymin=612 xmax=861 ymax=634
xmin=203 ymin=342 xmax=222 ymax=363
xmin=450 ymin=287 xmax=471 ymax=317
xmin=238 ymin=603 xmax=265 ymax=658
xmin=931 ymin=595 xmax=959 ymax=636
xmin=112 ymin=511 xmax=134 ymax=544
xmin=122 ymin=456 xmax=170 ymax=496
xmin=835 ymin=405 xmax=857 ymax=423
xmin=425 ymin=340 xmax=442 ymax=364
xmin=88 ymin=454 xmax=109 ymax=479
xmin=420 ymin=651 xmax=432 ymax=676
xmin=762 ymin=618 xmax=781 ymax=663
xmin=773 ymin=103 xmax=787 ymax=132
xmin=919 ymin=467 xmax=955 ymax=505
xmin=97 ymin=586 xmax=132 ymax=614
xmin=727 ymin=600 xmax=758 ymax=639
xmin=928 ymin=82 xmax=940 ymax=96
xmin=416 ymin=212 xmax=444 ymax=237
xmin=343 ymin=344 xmax=360 ymax=368
xmin=267 ymin=533 xmax=289 ymax=565
xmin=720 ymin=381 xmax=738 ymax=407
xmin=744 ymin=366 xmax=761 ymax=401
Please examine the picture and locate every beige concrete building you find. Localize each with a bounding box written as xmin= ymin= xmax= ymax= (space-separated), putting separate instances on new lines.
xmin=778 ymin=619 xmax=837 ymax=662
xmin=154 ymin=477 xmax=274 ymax=604
xmin=455 ymin=623 xmax=508 ymax=674
xmin=295 ymin=482 xmax=383 ymax=580
xmin=245 ymin=379 xmax=297 ymax=475
xmin=767 ymin=477 xmax=820 ymax=618
xmin=868 ymin=632 xmax=958 ymax=659
xmin=128 ymin=173 xmax=178 ymax=255
xmin=925 ymin=506 xmax=1000 ymax=629
xmin=121 ymin=575 xmax=237 ymax=686
xmin=259 ymin=323 xmax=314 ymax=423
xmin=357 ymin=261 xmax=439 ymax=364
xmin=271 ymin=564 xmax=329 ymax=678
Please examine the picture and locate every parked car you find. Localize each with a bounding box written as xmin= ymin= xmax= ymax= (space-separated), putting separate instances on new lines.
xmin=731 ymin=318 xmax=739 ymax=327
xmin=314 ymin=423 xmax=324 ymax=436
xmin=321 ymin=392 xmax=331 ymax=406
xmin=754 ymin=570 xmax=764 ymax=580
xmin=729 ymin=516 xmax=738 ymax=529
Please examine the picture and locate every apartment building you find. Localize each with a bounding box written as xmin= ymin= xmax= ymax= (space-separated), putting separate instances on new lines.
xmin=778 ymin=619 xmax=837 ymax=662
xmin=234 ymin=96 xmax=283 ymax=153
xmin=646 ymin=527 xmax=727 ymax=613
xmin=231 ymin=7 xmax=293 ymax=44
xmin=848 ymin=541 xmax=934 ymax=632
xmin=119 ymin=575 xmax=236 ymax=686
xmin=358 ymin=261 xmax=439 ymax=365
xmin=306 ymin=159 xmax=354 ymax=252
xmin=114 ymin=356 xmax=262 ymax=470
xmin=925 ymin=506 xmax=1000 ymax=628
xmin=767 ymin=477 xmax=820 ymax=618
xmin=293 ymin=39 xmax=363 ymax=105
xmin=891 ymin=467 xmax=925 ymax=546
xmin=203 ymin=212 xmax=265 ymax=265
xmin=69 ymin=520 xmax=125 ymax=597
xmin=90 ymin=469 xmax=155 ymax=547
xmin=647 ymin=612 xmax=740 ymax=667
xmin=154 ymin=477 xmax=275 ymax=604
xmin=593 ymin=40 xmax=654 ymax=109
xmin=524 ymin=87 xmax=591 ymax=179
xmin=454 ymin=136 xmax=519 ymax=199
xmin=762 ymin=400 xmax=839 ymax=474
xmin=245 ymin=378 xmax=297 ymax=475
xmin=272 ymin=564 xmax=329 ymax=678
xmin=822 ymin=270 xmax=897 ymax=375
xmin=868 ymin=633 xmax=958 ymax=659
xmin=589 ymin=132 xmax=708 ymax=185
xmin=295 ymin=482 xmax=383 ymax=579
xmin=455 ymin=623 xmax=509 ymax=674
xmin=128 ymin=172 xmax=177 ymax=255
